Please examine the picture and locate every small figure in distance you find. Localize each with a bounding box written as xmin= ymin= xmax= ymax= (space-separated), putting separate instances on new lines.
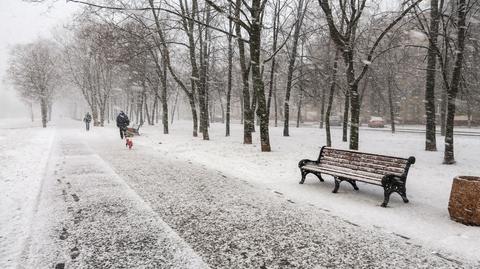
xmin=83 ymin=112 xmax=92 ymax=131
xmin=116 ymin=111 xmax=130 ymax=139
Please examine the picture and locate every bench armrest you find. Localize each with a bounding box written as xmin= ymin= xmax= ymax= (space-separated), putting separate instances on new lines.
xmin=298 ymin=159 xmax=318 ymax=168
xmin=381 ymin=174 xmax=407 ymax=186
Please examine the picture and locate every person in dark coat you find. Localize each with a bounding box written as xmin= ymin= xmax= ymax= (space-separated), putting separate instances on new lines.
xmin=116 ymin=111 xmax=130 ymax=139
xmin=83 ymin=112 xmax=92 ymax=131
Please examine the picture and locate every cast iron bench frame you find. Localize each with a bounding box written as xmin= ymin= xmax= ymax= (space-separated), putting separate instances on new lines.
xmin=298 ymin=146 xmax=416 ymax=207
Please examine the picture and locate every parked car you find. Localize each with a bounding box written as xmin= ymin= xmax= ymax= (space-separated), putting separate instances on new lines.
xmin=368 ymin=116 xmax=385 ymax=128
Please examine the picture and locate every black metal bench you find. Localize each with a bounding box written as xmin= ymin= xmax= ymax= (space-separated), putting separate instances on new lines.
xmin=298 ymin=146 xmax=416 ymax=207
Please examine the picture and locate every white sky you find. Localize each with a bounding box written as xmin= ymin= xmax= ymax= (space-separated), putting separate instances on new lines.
xmin=0 ymin=0 xmax=79 ymax=118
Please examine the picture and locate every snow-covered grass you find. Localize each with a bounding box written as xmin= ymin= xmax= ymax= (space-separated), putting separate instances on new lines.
xmin=0 ymin=120 xmax=55 ymax=268
xmin=125 ymin=120 xmax=480 ymax=262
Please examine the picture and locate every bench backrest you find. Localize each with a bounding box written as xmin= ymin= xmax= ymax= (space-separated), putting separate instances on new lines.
xmin=317 ymin=147 xmax=415 ymax=178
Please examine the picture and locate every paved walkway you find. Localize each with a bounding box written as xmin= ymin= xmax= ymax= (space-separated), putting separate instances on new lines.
xmin=20 ymin=128 xmax=208 ymax=269
xmin=20 ymin=124 xmax=477 ymax=268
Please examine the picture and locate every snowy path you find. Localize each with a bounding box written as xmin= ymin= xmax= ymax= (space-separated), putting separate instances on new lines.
xmin=19 ymin=126 xmax=208 ymax=269
xmin=4 ymin=120 xmax=478 ymax=268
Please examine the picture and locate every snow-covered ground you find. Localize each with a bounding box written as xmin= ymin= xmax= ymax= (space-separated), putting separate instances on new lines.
xmin=0 ymin=120 xmax=55 ymax=268
xmin=1 ymin=118 xmax=479 ymax=268
xmin=130 ymin=120 xmax=480 ymax=262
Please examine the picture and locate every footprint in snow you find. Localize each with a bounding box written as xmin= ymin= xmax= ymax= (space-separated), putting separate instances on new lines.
xmin=70 ymin=246 xmax=80 ymax=260
xmin=59 ymin=228 xmax=68 ymax=240
xmin=71 ymin=194 xmax=79 ymax=202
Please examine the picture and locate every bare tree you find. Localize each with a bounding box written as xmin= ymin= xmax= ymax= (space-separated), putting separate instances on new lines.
xmin=283 ymin=0 xmax=308 ymax=136
xmin=8 ymin=39 xmax=59 ymax=128
xmin=317 ymin=0 xmax=423 ymax=150
xmin=443 ymin=0 xmax=469 ymax=164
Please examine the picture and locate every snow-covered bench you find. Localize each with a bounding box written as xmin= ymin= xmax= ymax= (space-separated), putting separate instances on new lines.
xmin=126 ymin=123 xmax=142 ymax=136
xmin=298 ymin=146 xmax=416 ymax=207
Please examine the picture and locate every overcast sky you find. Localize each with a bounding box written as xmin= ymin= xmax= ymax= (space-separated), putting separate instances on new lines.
xmin=0 ymin=0 xmax=79 ymax=118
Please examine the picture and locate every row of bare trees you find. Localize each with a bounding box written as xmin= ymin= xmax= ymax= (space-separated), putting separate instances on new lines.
xmin=10 ymin=0 xmax=480 ymax=164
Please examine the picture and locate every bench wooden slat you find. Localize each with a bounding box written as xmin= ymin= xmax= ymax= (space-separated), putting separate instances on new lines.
xmin=322 ymin=148 xmax=409 ymax=163
xmin=303 ymin=165 xmax=383 ymax=185
xmin=320 ymin=157 xmax=405 ymax=176
xmin=322 ymin=150 xmax=408 ymax=168
xmin=317 ymin=163 xmax=386 ymax=180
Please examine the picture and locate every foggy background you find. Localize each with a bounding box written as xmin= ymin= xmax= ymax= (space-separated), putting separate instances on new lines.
xmin=0 ymin=0 xmax=78 ymax=119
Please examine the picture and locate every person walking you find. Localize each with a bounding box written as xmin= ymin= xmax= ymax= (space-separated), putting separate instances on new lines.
xmin=83 ymin=112 xmax=92 ymax=131
xmin=116 ymin=111 xmax=130 ymax=139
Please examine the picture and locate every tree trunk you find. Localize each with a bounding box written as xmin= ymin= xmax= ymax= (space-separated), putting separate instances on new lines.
xmin=152 ymin=94 xmax=157 ymax=125
xmin=467 ymin=97 xmax=472 ymax=128
xmin=47 ymin=103 xmax=52 ymax=122
xmin=171 ymin=92 xmax=179 ymax=125
xmin=387 ymin=77 xmax=396 ymax=133
xmin=40 ymin=98 xmax=48 ymax=128
xmin=342 ymin=91 xmax=349 ymax=142
xmin=235 ymin=0 xmax=252 ymax=144
xmin=225 ymin=2 xmax=233 ymax=137
xmin=99 ymin=103 xmax=106 ymax=127
xmin=440 ymin=84 xmax=447 ymax=135
xmin=345 ymin=51 xmax=360 ymax=150
xmin=251 ymin=0 xmax=270 ymax=152
xmin=107 ymin=99 xmax=111 ymax=124
xmin=156 ymin=96 xmax=160 ymax=124
xmin=283 ymin=0 xmax=305 ymax=137
xmin=444 ymin=0 xmax=467 ymax=164
xmin=30 ymin=102 xmax=34 ymax=122
xmin=267 ymin=0 xmax=280 ymax=123
xmin=274 ymin=79 xmax=278 ymax=127
xmin=320 ymin=84 xmax=326 ymax=129
xmin=144 ymin=94 xmax=152 ymax=125
xmin=425 ymin=0 xmax=440 ymax=151
xmin=92 ymin=104 xmax=99 ymax=127
xmin=197 ymin=2 xmax=210 ymax=140
xmin=161 ymin=60 xmax=169 ymax=134
xmin=188 ymin=93 xmax=198 ymax=137
xmin=326 ymin=51 xmax=340 ymax=147
xmin=297 ymin=40 xmax=305 ymax=129
xmin=296 ymin=93 xmax=303 ymax=128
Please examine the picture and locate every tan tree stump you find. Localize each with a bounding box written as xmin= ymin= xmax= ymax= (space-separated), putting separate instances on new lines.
xmin=448 ymin=176 xmax=480 ymax=226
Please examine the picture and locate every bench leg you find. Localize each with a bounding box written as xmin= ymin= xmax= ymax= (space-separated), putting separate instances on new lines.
xmin=381 ymin=175 xmax=408 ymax=207
xmin=299 ymin=169 xmax=308 ymax=184
xmin=314 ymin=172 xmax=325 ymax=182
xmin=381 ymin=189 xmax=392 ymax=207
xmin=400 ymin=189 xmax=409 ymax=203
xmin=346 ymin=179 xmax=359 ymax=191
xmin=332 ymin=177 xmax=341 ymax=193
